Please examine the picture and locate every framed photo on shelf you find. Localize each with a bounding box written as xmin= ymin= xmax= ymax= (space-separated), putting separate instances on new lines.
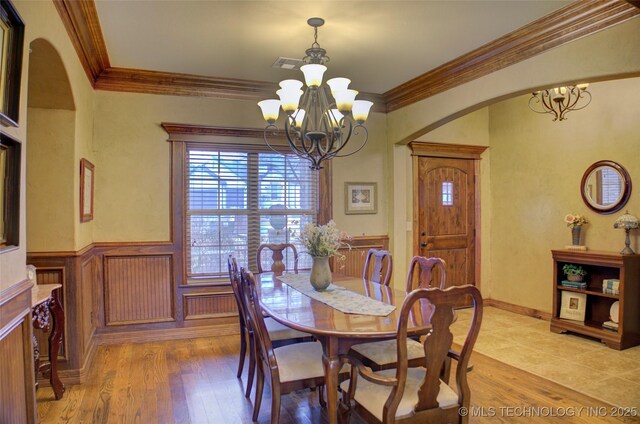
xmin=559 ymin=291 xmax=586 ymax=322
xmin=345 ymin=182 xmax=377 ymax=215
xmin=0 ymin=0 xmax=25 ymax=127
xmin=80 ymin=159 xmax=94 ymax=222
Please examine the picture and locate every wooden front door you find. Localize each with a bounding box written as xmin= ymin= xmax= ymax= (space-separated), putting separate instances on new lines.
xmin=415 ymin=156 xmax=476 ymax=288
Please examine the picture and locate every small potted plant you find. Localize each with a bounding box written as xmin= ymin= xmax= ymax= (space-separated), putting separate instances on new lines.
xmin=563 ymin=264 xmax=587 ymax=282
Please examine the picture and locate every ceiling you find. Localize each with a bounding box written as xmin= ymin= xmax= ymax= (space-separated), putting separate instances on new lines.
xmin=93 ymin=1 xmax=572 ymax=95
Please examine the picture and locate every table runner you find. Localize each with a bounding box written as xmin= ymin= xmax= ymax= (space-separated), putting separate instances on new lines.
xmin=278 ymin=273 xmax=396 ymax=316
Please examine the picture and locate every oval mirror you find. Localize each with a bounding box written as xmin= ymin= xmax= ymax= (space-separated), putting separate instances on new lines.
xmin=581 ymin=160 xmax=631 ymax=214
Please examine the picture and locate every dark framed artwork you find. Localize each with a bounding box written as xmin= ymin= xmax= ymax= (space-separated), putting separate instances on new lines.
xmin=80 ymin=159 xmax=94 ymax=222
xmin=0 ymin=0 xmax=24 ymax=127
xmin=0 ymin=131 xmax=20 ymax=249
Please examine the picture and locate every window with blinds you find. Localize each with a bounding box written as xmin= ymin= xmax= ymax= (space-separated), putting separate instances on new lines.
xmin=186 ymin=147 xmax=318 ymax=278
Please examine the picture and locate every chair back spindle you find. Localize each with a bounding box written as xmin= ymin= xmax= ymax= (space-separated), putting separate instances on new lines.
xmin=256 ymin=243 xmax=299 ymax=275
xmin=405 ymin=256 xmax=447 ymax=292
xmin=362 ymin=249 xmax=393 ymax=286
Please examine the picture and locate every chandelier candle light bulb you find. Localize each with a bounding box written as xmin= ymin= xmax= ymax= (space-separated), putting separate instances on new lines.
xmin=257 ymin=99 xmax=280 ymax=124
xmin=276 ymin=88 xmax=303 ymax=113
xmin=327 ymin=77 xmax=351 ymax=94
xmin=300 ymin=64 xmax=327 ymax=87
xmin=258 ymin=17 xmax=372 ymax=170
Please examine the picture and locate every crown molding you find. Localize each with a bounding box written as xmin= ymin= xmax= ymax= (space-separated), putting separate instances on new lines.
xmin=53 ymin=0 xmax=110 ymax=85
xmin=55 ymin=0 xmax=638 ymax=112
xmin=383 ymin=0 xmax=640 ymax=112
xmin=93 ymin=67 xmax=388 ymax=111
xmin=95 ymin=67 xmax=277 ymax=100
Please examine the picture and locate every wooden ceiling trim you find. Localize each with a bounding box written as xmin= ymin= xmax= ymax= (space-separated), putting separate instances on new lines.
xmin=94 ymin=67 xmax=387 ymax=111
xmin=383 ymin=0 xmax=640 ymax=112
xmin=53 ymin=0 xmax=110 ymax=85
xmin=95 ymin=67 xmax=277 ymax=100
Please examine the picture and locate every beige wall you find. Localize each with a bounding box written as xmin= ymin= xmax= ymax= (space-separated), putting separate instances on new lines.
xmin=92 ymin=91 xmax=389 ymax=242
xmin=488 ymin=77 xmax=640 ymax=312
xmin=1 ymin=1 xmax=95 ymax=290
xmin=26 ymin=108 xmax=76 ymax=251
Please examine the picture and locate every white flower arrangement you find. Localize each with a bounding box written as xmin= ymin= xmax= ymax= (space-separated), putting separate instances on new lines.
xmin=298 ymin=220 xmax=351 ymax=257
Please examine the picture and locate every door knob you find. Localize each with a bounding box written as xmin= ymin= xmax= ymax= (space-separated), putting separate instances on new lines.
xmin=420 ymin=242 xmax=427 ymax=247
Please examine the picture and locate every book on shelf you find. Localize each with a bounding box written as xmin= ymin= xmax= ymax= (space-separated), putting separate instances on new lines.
xmin=564 ymin=245 xmax=588 ymax=251
xmin=602 ymin=320 xmax=619 ymax=331
xmin=560 ymin=280 xmax=587 ymax=289
xmin=602 ymin=279 xmax=620 ymax=294
xmin=559 ymin=291 xmax=587 ymax=322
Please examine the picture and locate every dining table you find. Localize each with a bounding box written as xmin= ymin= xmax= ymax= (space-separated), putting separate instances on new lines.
xmin=256 ymin=272 xmax=432 ymax=424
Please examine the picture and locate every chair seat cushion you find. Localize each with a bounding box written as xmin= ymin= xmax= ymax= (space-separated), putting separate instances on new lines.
xmin=274 ymin=341 xmax=326 ymax=383
xmin=350 ymin=338 xmax=425 ymax=366
xmin=265 ymin=317 xmax=310 ymax=341
xmin=340 ymin=367 xmax=458 ymax=421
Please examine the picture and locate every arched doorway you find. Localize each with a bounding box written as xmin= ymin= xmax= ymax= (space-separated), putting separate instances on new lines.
xmin=26 ymin=37 xmax=76 ymax=371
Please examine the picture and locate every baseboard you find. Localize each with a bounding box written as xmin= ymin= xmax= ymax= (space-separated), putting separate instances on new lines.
xmin=38 ymin=327 xmax=99 ymax=387
xmin=485 ymin=298 xmax=552 ymax=321
xmin=94 ymin=323 xmax=240 ymax=345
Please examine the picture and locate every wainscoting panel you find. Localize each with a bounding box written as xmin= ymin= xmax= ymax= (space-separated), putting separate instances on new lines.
xmin=80 ymin=255 xmax=99 ymax=357
xmin=183 ymin=291 xmax=237 ymax=320
xmin=37 ymin=268 xmax=64 ymax=285
xmin=0 ymin=280 xmax=36 ymax=424
xmin=337 ymin=235 xmax=389 ymax=279
xmin=104 ymin=255 xmax=175 ymax=325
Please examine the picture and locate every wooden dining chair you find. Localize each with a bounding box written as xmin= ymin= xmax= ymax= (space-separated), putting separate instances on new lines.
xmin=339 ymin=285 xmax=483 ymax=424
xmin=362 ymin=249 xmax=393 ymax=286
xmin=240 ymin=268 xmax=351 ymax=423
xmin=227 ymin=255 xmax=310 ymax=399
xmin=256 ymin=243 xmax=299 ymax=275
xmin=349 ymin=256 xmax=448 ymax=372
xmin=406 ymin=256 xmax=447 ymax=292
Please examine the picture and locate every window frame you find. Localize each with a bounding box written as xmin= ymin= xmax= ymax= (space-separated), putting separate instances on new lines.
xmin=163 ymin=123 xmax=332 ymax=285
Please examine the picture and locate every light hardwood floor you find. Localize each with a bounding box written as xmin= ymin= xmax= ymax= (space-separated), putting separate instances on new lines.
xmin=36 ymin=332 xmax=639 ymax=423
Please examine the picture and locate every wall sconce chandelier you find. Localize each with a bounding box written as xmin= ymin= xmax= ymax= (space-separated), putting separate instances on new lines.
xmin=258 ymin=17 xmax=373 ymax=170
xmin=528 ymin=84 xmax=591 ymax=121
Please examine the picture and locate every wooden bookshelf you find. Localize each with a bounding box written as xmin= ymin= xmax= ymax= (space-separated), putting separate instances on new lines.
xmin=551 ymin=250 xmax=640 ymax=350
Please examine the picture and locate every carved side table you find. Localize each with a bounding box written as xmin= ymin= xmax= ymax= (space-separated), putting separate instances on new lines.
xmin=32 ymin=284 xmax=65 ymax=400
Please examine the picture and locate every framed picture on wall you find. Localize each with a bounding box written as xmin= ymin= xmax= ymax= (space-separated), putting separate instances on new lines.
xmin=80 ymin=159 xmax=94 ymax=222
xmin=345 ymin=182 xmax=377 ymax=215
xmin=0 ymin=0 xmax=25 ymax=127
xmin=0 ymin=131 xmax=20 ymax=248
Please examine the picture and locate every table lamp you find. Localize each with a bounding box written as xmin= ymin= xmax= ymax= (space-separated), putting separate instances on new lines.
xmin=613 ymin=211 xmax=639 ymax=255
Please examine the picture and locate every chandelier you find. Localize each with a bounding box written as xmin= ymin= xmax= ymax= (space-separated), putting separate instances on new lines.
xmin=528 ymin=84 xmax=591 ymax=121
xmin=258 ymin=17 xmax=373 ymax=170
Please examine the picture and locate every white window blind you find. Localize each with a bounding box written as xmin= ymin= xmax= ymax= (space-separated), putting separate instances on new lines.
xmin=186 ymin=147 xmax=318 ymax=278
xmin=600 ymin=167 xmax=621 ymax=205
